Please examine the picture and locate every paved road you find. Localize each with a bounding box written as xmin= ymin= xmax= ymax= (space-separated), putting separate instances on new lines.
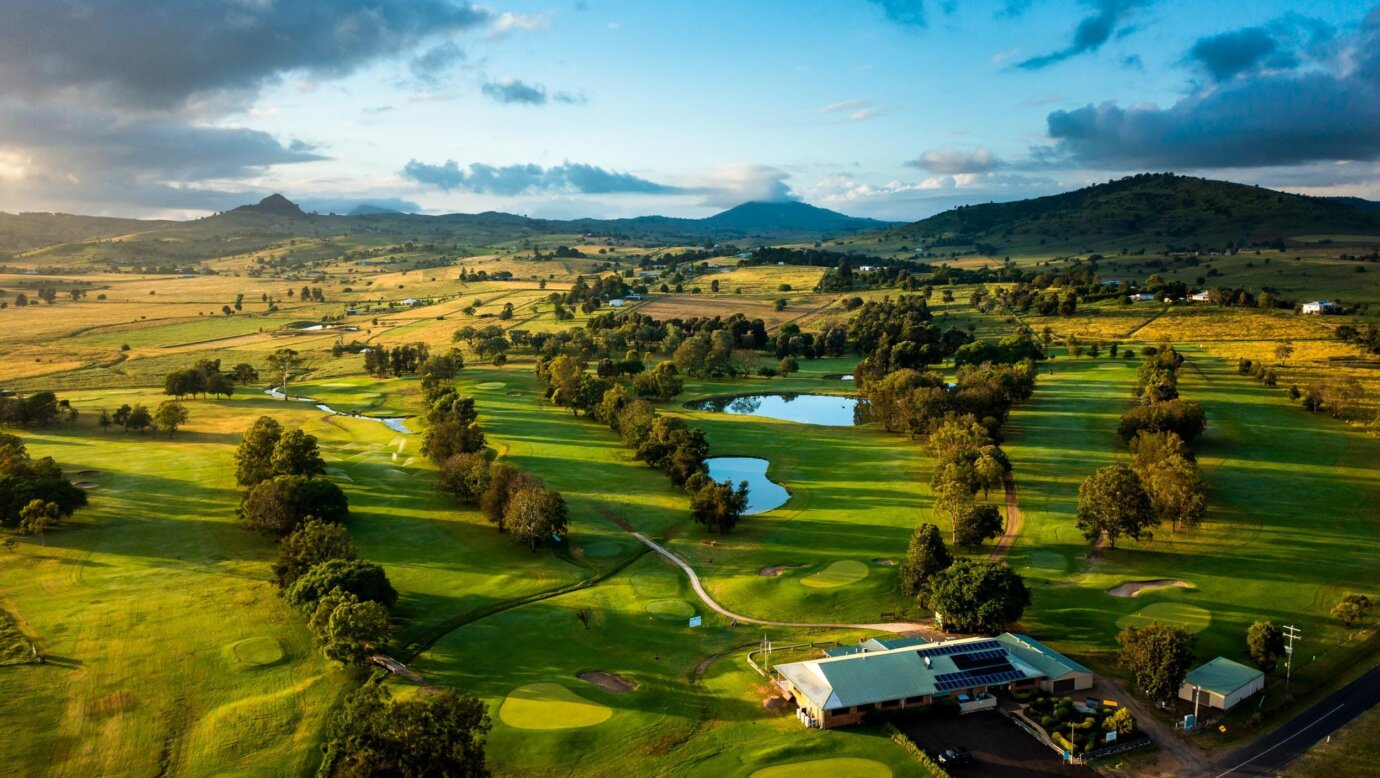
xmin=1207 ymin=662 xmax=1380 ymax=776
xmin=626 ymin=528 xmax=937 ymax=635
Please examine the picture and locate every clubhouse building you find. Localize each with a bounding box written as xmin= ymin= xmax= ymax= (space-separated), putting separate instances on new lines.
xmin=775 ymin=633 xmax=1094 ymax=729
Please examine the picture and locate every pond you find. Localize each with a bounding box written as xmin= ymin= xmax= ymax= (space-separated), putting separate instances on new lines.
xmin=264 ymin=387 xmax=413 ymax=434
xmin=705 ymin=457 xmax=789 ymax=515
xmin=685 ymin=393 xmax=866 ymax=426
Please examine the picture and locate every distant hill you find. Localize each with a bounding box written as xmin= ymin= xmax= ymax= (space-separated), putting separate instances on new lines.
xmin=1324 ymin=196 xmax=1380 ymax=214
xmin=0 ymin=212 xmax=174 ymax=254
xmin=347 ymin=203 xmax=405 ymax=216
xmin=850 ymin=174 xmax=1380 ymax=255
xmin=702 ymin=201 xmax=892 ymax=233
xmin=230 ymin=194 xmax=305 ymax=218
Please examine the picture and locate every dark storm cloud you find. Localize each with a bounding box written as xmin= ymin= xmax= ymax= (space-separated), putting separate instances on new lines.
xmin=401 ymin=160 xmax=678 ymax=196
xmin=1040 ymin=9 xmax=1380 ymax=170
xmin=1185 ymin=15 xmax=1334 ymax=82
xmin=1017 ymin=0 xmax=1151 ymax=70
xmin=0 ymin=0 xmax=488 ymax=109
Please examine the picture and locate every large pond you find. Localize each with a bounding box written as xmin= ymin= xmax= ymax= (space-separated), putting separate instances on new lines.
xmin=685 ymin=393 xmax=866 ymax=426
xmin=265 ymin=387 xmax=412 ymax=434
xmin=705 ymin=457 xmax=789 ymax=515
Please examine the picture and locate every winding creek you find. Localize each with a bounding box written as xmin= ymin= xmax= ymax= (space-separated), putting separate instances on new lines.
xmin=264 ymin=387 xmax=413 ymax=434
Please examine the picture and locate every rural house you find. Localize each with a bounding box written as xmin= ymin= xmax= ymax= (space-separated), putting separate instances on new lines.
xmin=1178 ymin=657 xmax=1265 ymax=711
xmin=1301 ymin=300 xmax=1337 ymax=315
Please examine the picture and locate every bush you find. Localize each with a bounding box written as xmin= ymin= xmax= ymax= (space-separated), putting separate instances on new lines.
xmin=285 ymin=559 xmax=398 ymax=612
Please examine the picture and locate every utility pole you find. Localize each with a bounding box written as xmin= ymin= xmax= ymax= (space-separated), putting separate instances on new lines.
xmin=1283 ymin=624 xmax=1302 ymax=694
xmin=1193 ymin=683 xmax=1201 ymax=726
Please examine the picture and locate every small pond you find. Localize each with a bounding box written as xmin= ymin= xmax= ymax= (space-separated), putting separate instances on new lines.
xmin=265 ymin=387 xmax=412 ymax=434
xmin=705 ymin=457 xmax=789 ymax=514
xmin=685 ymin=393 xmax=867 ymax=426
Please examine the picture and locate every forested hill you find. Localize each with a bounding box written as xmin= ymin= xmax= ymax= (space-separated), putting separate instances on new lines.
xmin=850 ymin=173 xmax=1380 ymax=256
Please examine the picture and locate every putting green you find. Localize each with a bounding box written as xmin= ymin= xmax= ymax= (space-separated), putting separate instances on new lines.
xmin=629 ymin=571 xmax=680 ymax=598
xmin=645 ymin=599 xmax=696 ymax=621
xmin=229 ymin=637 xmax=284 ymax=667
xmin=750 ymin=758 xmax=892 ymax=778
xmin=1116 ymin=602 xmax=1212 ymax=634
xmin=800 ymin=560 xmax=869 ymax=589
xmin=581 ymin=541 xmax=625 ymax=558
xmin=499 ymin=683 xmax=612 ymax=730
xmin=475 ymin=382 xmax=506 ymax=390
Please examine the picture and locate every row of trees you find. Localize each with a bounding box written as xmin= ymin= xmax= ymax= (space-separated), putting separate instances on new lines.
xmin=897 ymin=523 xmax=1031 ymax=634
xmin=233 ymin=416 xmax=397 ymax=667
xmin=863 ymin=359 xmax=1037 ymax=441
xmin=163 ymin=359 xmax=259 ymax=399
xmin=929 ymin=416 xmax=1009 ymax=547
xmin=97 ymin=401 xmax=191 ymax=436
xmin=435 ymin=453 xmax=569 ymax=550
xmin=363 ymin=343 xmax=430 ymax=378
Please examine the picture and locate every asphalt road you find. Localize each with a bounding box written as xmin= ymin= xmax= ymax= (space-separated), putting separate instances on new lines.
xmin=1207 ymin=662 xmax=1380 ymax=776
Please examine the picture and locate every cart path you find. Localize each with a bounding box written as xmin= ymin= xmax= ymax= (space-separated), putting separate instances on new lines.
xmin=989 ymin=469 xmax=1024 ymax=563
xmin=602 ymin=507 xmax=931 ymax=635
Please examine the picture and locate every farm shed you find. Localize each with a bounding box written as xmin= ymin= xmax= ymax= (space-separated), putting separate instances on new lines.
xmin=775 ymin=633 xmax=1087 ymax=729
xmin=1178 ymin=657 xmax=1264 ymax=711
xmin=995 ymin=633 xmax=1094 ymax=694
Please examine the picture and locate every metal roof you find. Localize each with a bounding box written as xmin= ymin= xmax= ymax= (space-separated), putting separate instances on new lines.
xmin=996 ymin=633 xmax=1091 ymax=679
xmin=1184 ymin=657 xmax=1263 ymax=695
xmin=776 ymin=633 xmax=1052 ymax=711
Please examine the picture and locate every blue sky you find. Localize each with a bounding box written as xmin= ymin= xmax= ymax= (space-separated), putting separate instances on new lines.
xmin=1 ymin=0 xmax=1377 ymax=219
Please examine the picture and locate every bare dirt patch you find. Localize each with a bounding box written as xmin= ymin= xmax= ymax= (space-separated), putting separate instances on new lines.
xmin=1108 ymin=579 xmax=1190 ymax=598
xmin=578 ymin=670 xmax=637 ymax=694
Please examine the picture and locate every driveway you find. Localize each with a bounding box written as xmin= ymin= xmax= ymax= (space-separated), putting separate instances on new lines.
xmin=895 ymin=708 xmax=1097 ymax=778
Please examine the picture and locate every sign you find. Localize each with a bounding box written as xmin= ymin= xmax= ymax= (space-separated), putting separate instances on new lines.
xmin=1106 ymin=731 xmax=1117 ymax=743
xmin=688 ymin=616 xmax=702 ymax=628
xmin=1183 ymin=714 xmax=1196 ymax=732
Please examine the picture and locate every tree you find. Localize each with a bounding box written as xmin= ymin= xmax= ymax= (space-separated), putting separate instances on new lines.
xmin=1246 ymin=621 xmax=1285 ymax=673
xmin=1274 ymin=342 xmax=1294 ymax=365
xmin=899 ymin=522 xmax=952 ymax=598
xmin=632 ymin=361 xmax=683 ymax=401
xmin=1076 ymin=465 xmax=1157 ymax=549
xmin=235 ymin=416 xmax=283 ymax=487
xmin=206 ymin=373 xmax=235 ymax=399
xmin=18 ymin=499 xmax=59 ymax=544
xmin=124 ymin=404 xmax=152 ymax=433
xmin=1107 ymin=707 xmax=1136 ymax=736
xmin=286 ymin=559 xmax=398 ymax=612
xmin=952 ymin=503 xmax=1004 ymax=547
xmin=437 ymin=452 xmax=491 ymax=504
xmin=239 ymin=475 xmax=349 ymax=537
xmin=687 ymin=475 xmax=750 ymax=534
xmin=267 ymin=348 xmax=305 ymax=400
xmin=1139 ymin=455 xmax=1205 ymax=531
xmin=501 ymin=486 xmax=569 ymax=550
xmin=928 ymin=560 xmax=1030 ymax=635
xmin=231 ymin=363 xmax=260 ymax=384
xmin=544 ymin=355 xmax=585 ymax=408
xmin=315 ymin=595 xmax=390 ymax=665
xmin=778 ymin=356 xmax=799 ymax=376
xmin=0 ymin=439 xmax=86 ymax=530
xmin=326 ymin=685 xmax=491 ymax=778
xmin=273 ymin=518 xmax=356 ymax=588
xmin=1116 ymin=622 xmax=1195 ymax=704
xmin=271 ymin=429 xmax=326 ymax=477
xmin=1332 ymin=593 xmax=1372 ymax=628
xmin=1129 ymin=430 xmax=1191 ymax=471
xmin=153 ymin=400 xmax=189 ymax=436
xmin=479 ymin=463 xmax=522 ymax=529
xmin=98 ymin=409 xmax=112 ymax=433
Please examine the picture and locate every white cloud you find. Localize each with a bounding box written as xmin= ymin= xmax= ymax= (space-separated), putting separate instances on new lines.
xmin=488 ymin=11 xmax=552 ymax=38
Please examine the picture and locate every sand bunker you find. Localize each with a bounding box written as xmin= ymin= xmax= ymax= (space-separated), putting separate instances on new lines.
xmin=759 ymin=566 xmax=785 ymax=577
xmin=74 ymin=482 xmax=99 ymax=490
xmin=872 ymin=558 xmax=896 ymax=566
xmin=75 ymin=470 xmax=103 ymax=477
xmin=1108 ymin=579 xmax=1191 ymax=598
xmin=506 ymin=391 xmax=522 ymax=397
xmin=578 ymin=670 xmax=637 ymax=694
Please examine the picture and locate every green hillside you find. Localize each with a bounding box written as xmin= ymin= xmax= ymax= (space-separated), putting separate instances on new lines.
xmin=844 ymin=173 xmax=1380 ymax=257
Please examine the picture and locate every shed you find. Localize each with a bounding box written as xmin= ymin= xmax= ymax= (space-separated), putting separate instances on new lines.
xmin=1178 ymin=657 xmax=1264 ymax=711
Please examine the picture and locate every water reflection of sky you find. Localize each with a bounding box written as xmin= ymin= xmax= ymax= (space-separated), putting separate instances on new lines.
xmin=686 ymin=393 xmax=866 ymax=426
xmin=705 ymin=457 xmax=789 ymax=514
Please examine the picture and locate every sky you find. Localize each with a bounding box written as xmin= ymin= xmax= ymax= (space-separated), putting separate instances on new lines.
xmin=1 ymin=0 xmax=1378 ymax=221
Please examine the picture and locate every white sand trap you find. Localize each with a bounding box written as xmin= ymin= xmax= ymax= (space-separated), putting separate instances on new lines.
xmin=1108 ymin=579 xmax=1191 ymax=597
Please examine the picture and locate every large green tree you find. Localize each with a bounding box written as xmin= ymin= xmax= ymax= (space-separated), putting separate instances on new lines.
xmin=501 ymin=486 xmax=569 ymax=550
xmin=899 ymin=522 xmax=952 ymax=598
xmin=687 ymin=475 xmax=750 ymax=535
xmin=273 ymin=517 xmax=356 ymax=588
xmin=286 ymin=559 xmax=398 ymax=612
xmin=0 ymin=435 xmax=86 ymax=530
xmin=1076 ymin=464 xmax=1157 ymax=549
xmin=326 ymin=685 xmax=491 ymax=777
xmin=235 ymin=416 xmax=283 ymax=487
xmin=239 ymin=475 xmax=349 ymax=537
xmin=1117 ymin=622 xmax=1196 ymax=703
xmin=267 ymin=348 xmax=305 ymax=400
xmin=1246 ymin=621 xmax=1285 ymax=674
xmin=928 ymin=560 xmax=1030 ymax=635
xmin=271 ymin=429 xmax=326 ymax=478
xmin=952 ymin=503 xmax=1004 ymax=548
xmin=436 ymin=452 xmax=492 ymax=505
xmin=311 ymin=592 xmax=390 ymax=665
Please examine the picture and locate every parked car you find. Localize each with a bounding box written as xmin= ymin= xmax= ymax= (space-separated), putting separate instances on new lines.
xmin=937 ymin=747 xmax=974 ymax=767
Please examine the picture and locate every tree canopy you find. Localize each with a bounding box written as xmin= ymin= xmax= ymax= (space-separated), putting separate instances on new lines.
xmin=928 ymin=560 xmax=1030 ymax=635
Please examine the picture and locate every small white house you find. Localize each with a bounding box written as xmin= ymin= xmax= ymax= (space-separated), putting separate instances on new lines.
xmin=1301 ymin=300 xmax=1337 ymax=315
xmin=608 ymin=299 xmax=626 ymax=307
xmin=1178 ymin=657 xmax=1264 ymax=711
xmin=1129 ymin=293 xmax=1156 ymax=302
xmin=1188 ymin=290 xmax=1212 ymax=302
xmin=401 ymin=298 xmax=420 ymax=307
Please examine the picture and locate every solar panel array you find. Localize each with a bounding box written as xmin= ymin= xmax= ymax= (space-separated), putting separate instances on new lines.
xmin=914 ymin=639 xmax=1002 ymax=659
xmin=950 ymin=648 xmax=1008 ymax=670
xmin=934 ymin=668 xmax=1028 ymax=691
